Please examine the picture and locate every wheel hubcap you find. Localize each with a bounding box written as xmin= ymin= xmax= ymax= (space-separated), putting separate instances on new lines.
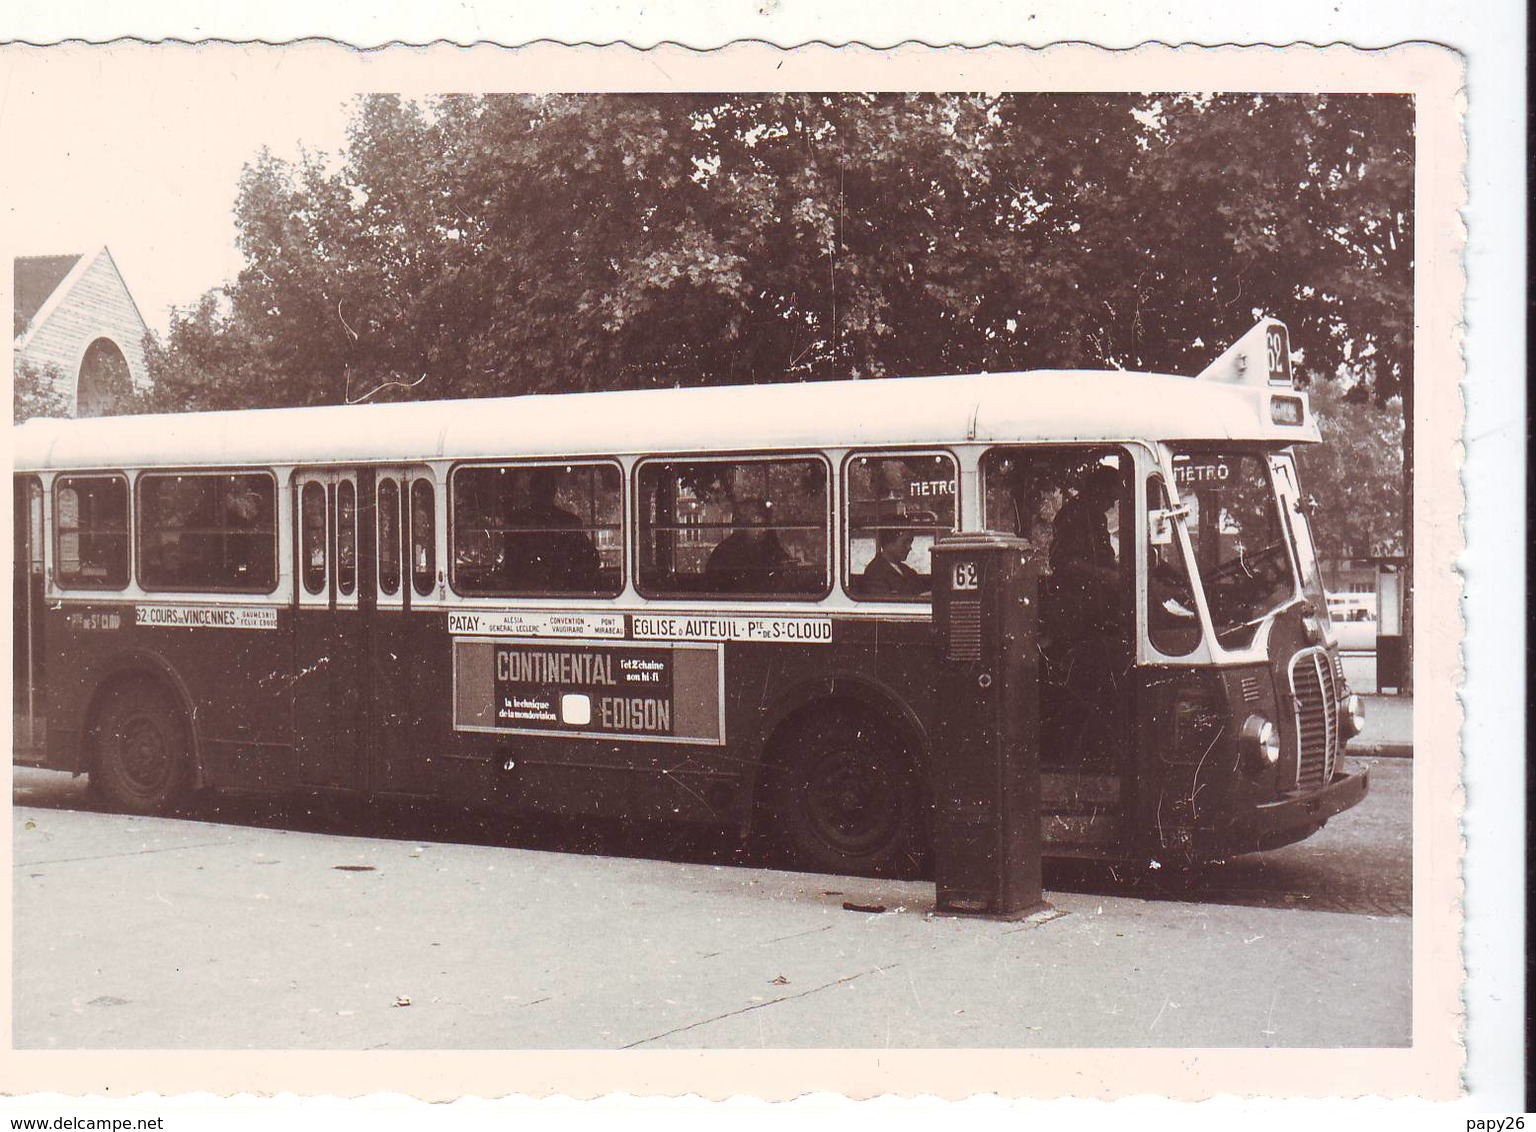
xmin=805 ymin=748 xmax=899 ymax=853
xmin=118 ymin=716 xmax=171 ymax=793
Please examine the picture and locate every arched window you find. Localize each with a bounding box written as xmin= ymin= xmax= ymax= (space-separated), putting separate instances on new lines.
xmin=76 ymin=338 xmax=133 ymax=417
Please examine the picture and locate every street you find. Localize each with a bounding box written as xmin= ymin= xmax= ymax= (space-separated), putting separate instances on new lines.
xmin=13 ymin=756 xmax=1411 ymax=1049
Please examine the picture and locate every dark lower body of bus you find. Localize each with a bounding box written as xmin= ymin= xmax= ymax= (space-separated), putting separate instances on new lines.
xmin=15 ymin=596 xmax=1366 ymax=877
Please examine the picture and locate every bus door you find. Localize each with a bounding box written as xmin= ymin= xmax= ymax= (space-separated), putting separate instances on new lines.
xmin=367 ymin=466 xmax=437 ymax=795
xmin=13 ymin=476 xmax=46 ymax=758
xmin=981 ymin=446 xmax=1136 ymax=850
xmin=293 ymin=469 xmax=366 ymax=790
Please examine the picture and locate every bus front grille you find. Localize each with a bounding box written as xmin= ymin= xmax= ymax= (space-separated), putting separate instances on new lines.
xmin=1290 ymin=648 xmax=1339 ymax=792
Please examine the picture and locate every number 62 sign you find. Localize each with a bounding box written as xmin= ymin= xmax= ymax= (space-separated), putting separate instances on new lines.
xmin=952 ymin=561 xmax=979 ymax=591
xmin=1265 ymin=324 xmax=1292 ymax=384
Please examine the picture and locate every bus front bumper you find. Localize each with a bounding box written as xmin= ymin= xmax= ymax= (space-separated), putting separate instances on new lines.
xmin=1221 ymin=765 xmax=1371 ymax=856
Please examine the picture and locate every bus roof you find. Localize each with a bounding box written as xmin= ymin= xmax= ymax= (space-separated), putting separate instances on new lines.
xmin=12 ymin=368 xmax=1320 ymax=472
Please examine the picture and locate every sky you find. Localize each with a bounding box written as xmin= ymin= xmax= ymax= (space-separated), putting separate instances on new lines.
xmin=3 ymin=51 xmax=355 ymax=334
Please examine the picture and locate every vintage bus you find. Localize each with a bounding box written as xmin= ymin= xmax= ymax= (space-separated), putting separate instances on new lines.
xmin=13 ymin=319 xmax=1367 ymax=875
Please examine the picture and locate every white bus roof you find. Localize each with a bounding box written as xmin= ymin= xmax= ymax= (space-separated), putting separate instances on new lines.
xmin=12 ymin=368 xmax=1319 ymax=473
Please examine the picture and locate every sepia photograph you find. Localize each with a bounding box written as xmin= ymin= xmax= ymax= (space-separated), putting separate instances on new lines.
xmin=4 ymin=41 xmax=1471 ymax=1103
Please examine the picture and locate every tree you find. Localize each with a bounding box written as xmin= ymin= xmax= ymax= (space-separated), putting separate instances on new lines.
xmin=13 ymin=357 xmax=71 ymax=422
xmin=148 ymin=92 xmax=1413 ymax=412
xmin=1296 ymin=379 xmax=1406 ymax=579
xmin=135 ymin=291 xmax=277 ymax=412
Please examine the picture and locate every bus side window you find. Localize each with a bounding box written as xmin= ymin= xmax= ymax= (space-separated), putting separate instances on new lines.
xmin=637 ymin=457 xmax=828 ymax=599
xmin=845 ymin=452 xmax=956 ymax=600
xmin=410 ymin=478 xmax=436 ymax=597
xmin=301 ymin=481 xmax=327 ymax=595
xmin=54 ymin=475 xmax=130 ymax=589
xmin=138 ymin=472 xmax=277 ymax=593
xmin=336 ymin=480 xmax=357 ymax=596
xmin=451 ymin=463 xmax=622 ymax=597
xmin=378 ymin=478 xmax=401 ymax=596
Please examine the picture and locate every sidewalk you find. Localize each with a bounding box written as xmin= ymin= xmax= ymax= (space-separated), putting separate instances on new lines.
xmin=13 ymin=799 xmax=1411 ymax=1055
xmin=1347 ymin=693 xmax=1412 ymax=758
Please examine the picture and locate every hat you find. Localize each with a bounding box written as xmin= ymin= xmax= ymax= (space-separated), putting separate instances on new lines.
xmin=1079 ymin=465 xmax=1121 ymax=497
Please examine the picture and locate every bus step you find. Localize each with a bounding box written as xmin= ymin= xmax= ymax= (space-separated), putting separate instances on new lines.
xmin=1041 ymin=772 xmax=1121 ymax=809
xmin=1042 ymin=812 xmax=1122 ymax=846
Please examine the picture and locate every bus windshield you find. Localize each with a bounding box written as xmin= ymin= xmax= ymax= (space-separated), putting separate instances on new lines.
xmin=1269 ymin=452 xmax=1332 ymax=621
xmin=1172 ymin=449 xmax=1301 ymax=648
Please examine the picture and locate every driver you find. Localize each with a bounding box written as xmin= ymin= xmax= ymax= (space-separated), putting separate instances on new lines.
xmin=1050 ymin=467 xmax=1121 ymax=593
xmin=1048 ymin=464 xmax=1127 ymax=640
xmin=1042 ymin=464 xmax=1126 ymax=771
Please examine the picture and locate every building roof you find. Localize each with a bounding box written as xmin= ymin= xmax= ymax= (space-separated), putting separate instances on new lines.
xmin=13 ymin=254 xmax=83 ymax=339
xmin=12 ymin=367 xmax=1322 ymax=473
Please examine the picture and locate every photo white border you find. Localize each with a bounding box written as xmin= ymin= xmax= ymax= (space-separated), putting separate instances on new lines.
xmin=0 ymin=28 xmax=1510 ymax=1108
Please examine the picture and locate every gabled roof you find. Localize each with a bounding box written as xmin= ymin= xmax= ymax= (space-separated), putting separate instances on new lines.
xmin=13 ymin=254 xmax=83 ymax=339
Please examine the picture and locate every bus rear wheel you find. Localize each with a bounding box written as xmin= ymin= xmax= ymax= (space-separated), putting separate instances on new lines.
xmin=770 ymin=710 xmax=924 ymax=878
xmin=93 ymin=683 xmax=190 ymax=816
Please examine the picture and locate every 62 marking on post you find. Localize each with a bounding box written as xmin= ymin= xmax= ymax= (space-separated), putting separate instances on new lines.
xmin=952 ymin=561 xmax=980 ymax=591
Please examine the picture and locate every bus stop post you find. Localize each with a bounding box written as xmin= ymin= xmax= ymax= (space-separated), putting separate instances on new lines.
xmin=1375 ymin=562 xmax=1406 ymax=693
xmin=929 ymin=533 xmax=1049 ymax=920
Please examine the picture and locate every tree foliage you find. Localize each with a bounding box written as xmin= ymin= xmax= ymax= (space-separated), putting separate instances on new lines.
xmin=146 ymin=92 xmax=1413 ymax=410
xmin=1296 ymin=380 xmax=1406 ymax=568
xmin=13 ymin=357 xmax=71 ymax=422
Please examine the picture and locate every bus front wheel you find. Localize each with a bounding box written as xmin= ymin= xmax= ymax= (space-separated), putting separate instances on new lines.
xmin=770 ymin=710 xmax=924 ymax=878
xmin=92 ymin=683 xmax=191 ymax=816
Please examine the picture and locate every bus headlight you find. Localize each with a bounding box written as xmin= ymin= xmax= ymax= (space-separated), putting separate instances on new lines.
xmin=1342 ymin=693 xmax=1365 ymax=739
xmin=1241 ymin=714 xmax=1282 ymax=771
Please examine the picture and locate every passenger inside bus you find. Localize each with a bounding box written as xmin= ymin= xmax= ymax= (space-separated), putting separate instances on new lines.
xmin=705 ymin=498 xmax=792 ymax=593
xmin=143 ymin=533 xmax=193 ymax=584
xmin=859 ymin=523 xmax=929 ymax=596
xmin=845 ymin=455 xmax=953 ymax=600
xmin=500 ymin=467 xmax=601 ymax=592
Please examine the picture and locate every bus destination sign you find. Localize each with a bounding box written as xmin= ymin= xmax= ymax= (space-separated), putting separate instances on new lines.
xmin=447 ymin=610 xmax=625 ymax=638
xmin=1173 ymin=460 xmax=1231 ymax=486
xmin=136 ymin=604 xmax=279 ymax=630
xmin=631 ymin=614 xmax=832 ymax=643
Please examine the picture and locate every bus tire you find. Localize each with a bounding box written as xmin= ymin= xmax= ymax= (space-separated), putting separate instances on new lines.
xmin=92 ymin=682 xmax=191 ymax=816
xmin=769 ymin=708 xmax=924 ymax=878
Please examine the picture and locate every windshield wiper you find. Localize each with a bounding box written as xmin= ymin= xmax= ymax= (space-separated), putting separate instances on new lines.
xmin=1215 ymin=596 xmax=1308 ymax=645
